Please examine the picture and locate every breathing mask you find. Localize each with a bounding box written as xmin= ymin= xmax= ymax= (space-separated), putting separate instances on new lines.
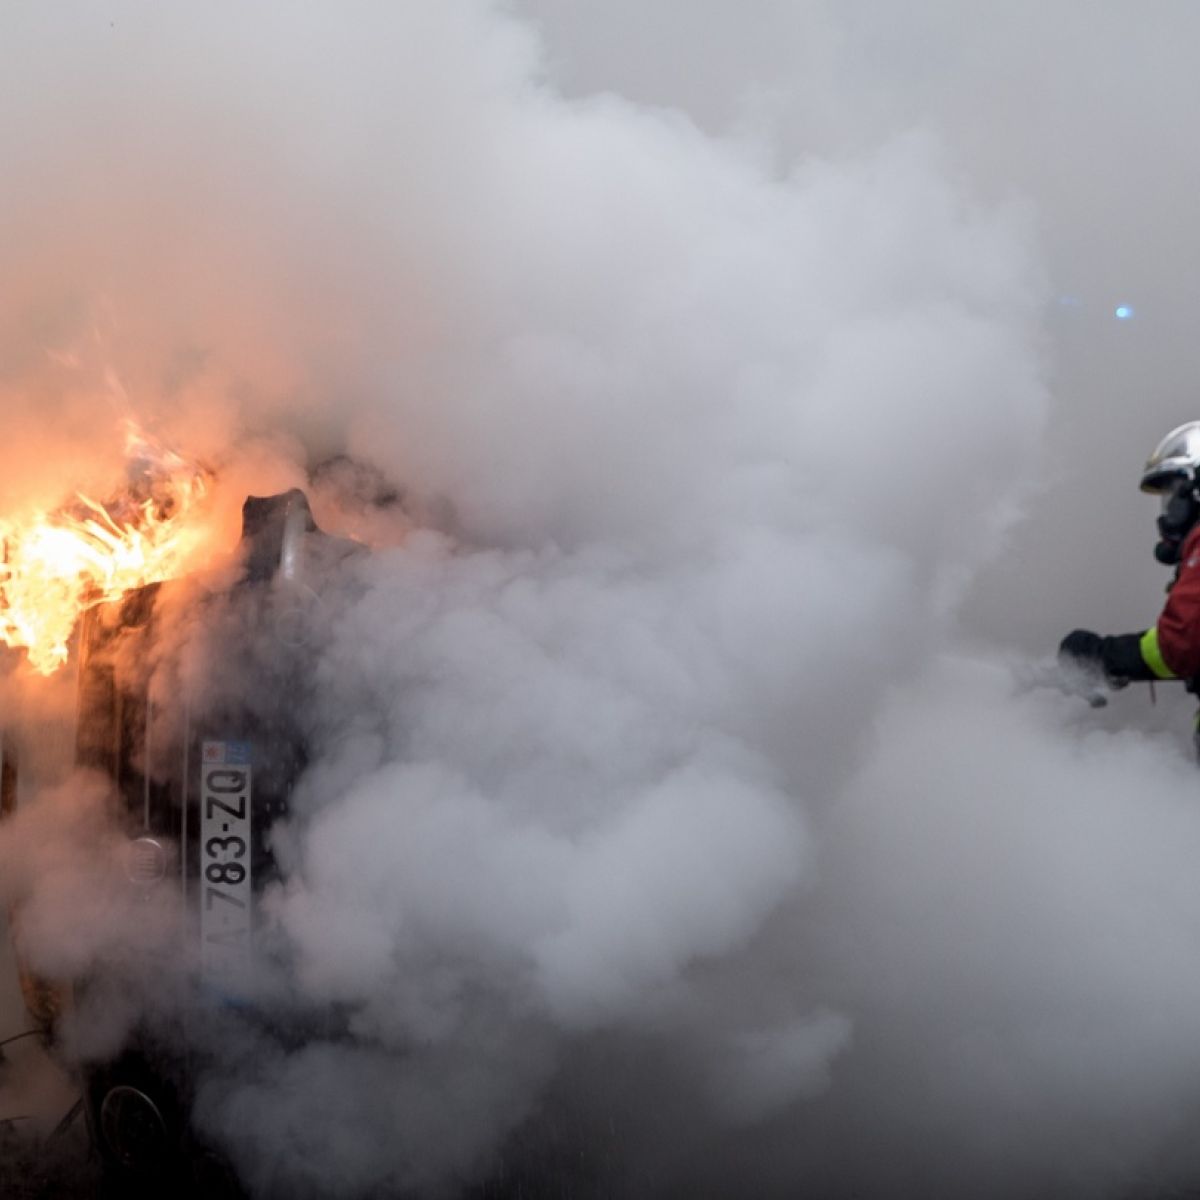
xmin=1155 ymin=474 xmax=1200 ymax=564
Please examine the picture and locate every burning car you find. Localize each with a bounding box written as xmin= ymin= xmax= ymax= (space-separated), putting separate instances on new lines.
xmin=2 ymin=483 xmax=366 ymax=1186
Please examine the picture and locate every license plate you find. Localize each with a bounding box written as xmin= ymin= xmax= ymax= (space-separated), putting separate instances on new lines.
xmin=199 ymin=741 xmax=253 ymax=982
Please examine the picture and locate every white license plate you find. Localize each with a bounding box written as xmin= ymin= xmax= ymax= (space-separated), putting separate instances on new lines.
xmin=199 ymin=741 xmax=253 ymax=982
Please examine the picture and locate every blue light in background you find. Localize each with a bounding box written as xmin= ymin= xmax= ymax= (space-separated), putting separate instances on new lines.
xmin=1115 ymin=304 xmax=1135 ymax=320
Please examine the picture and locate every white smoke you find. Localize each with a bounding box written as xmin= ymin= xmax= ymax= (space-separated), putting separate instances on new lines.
xmin=3 ymin=2 xmax=1200 ymax=1197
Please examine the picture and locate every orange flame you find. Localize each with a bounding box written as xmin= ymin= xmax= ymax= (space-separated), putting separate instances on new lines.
xmin=0 ymin=428 xmax=210 ymax=675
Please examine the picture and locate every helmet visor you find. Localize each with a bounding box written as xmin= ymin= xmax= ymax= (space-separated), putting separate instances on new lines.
xmin=1145 ymin=467 xmax=1189 ymax=495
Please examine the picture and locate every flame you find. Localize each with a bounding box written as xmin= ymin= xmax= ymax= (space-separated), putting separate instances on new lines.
xmin=0 ymin=427 xmax=210 ymax=675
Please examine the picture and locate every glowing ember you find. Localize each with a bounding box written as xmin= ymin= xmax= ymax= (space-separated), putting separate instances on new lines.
xmin=0 ymin=427 xmax=210 ymax=675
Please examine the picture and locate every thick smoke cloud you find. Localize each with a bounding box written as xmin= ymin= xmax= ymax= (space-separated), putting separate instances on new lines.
xmin=0 ymin=2 xmax=1198 ymax=1197
xmin=519 ymin=0 xmax=1200 ymax=648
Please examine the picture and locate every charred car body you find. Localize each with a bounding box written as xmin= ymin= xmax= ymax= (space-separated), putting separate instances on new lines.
xmin=15 ymin=489 xmax=364 ymax=1183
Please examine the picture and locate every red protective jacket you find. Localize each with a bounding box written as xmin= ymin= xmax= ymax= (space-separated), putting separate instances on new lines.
xmin=1153 ymin=524 xmax=1200 ymax=676
xmin=1100 ymin=523 xmax=1200 ymax=682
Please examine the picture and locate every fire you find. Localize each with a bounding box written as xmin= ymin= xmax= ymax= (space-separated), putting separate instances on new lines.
xmin=0 ymin=427 xmax=210 ymax=675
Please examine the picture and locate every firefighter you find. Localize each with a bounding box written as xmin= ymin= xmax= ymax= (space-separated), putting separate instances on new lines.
xmin=1059 ymin=422 xmax=1200 ymax=740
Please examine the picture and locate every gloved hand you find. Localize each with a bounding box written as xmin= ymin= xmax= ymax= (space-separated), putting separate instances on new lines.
xmin=1058 ymin=628 xmax=1130 ymax=689
xmin=1058 ymin=628 xmax=1102 ymax=668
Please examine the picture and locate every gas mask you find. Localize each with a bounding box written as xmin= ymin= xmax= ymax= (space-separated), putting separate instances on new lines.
xmin=1155 ymin=475 xmax=1200 ymax=564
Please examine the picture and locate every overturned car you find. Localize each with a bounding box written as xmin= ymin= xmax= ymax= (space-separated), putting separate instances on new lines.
xmin=4 ymin=488 xmax=364 ymax=1186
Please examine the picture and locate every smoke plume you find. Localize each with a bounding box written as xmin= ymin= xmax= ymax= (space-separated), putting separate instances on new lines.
xmin=1 ymin=2 xmax=1199 ymax=1197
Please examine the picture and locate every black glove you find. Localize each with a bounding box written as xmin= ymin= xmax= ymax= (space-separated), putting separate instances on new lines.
xmin=1058 ymin=628 xmax=1131 ymax=689
xmin=1058 ymin=628 xmax=1102 ymax=668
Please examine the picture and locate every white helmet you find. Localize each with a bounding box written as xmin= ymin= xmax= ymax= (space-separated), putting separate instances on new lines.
xmin=1141 ymin=421 xmax=1200 ymax=493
